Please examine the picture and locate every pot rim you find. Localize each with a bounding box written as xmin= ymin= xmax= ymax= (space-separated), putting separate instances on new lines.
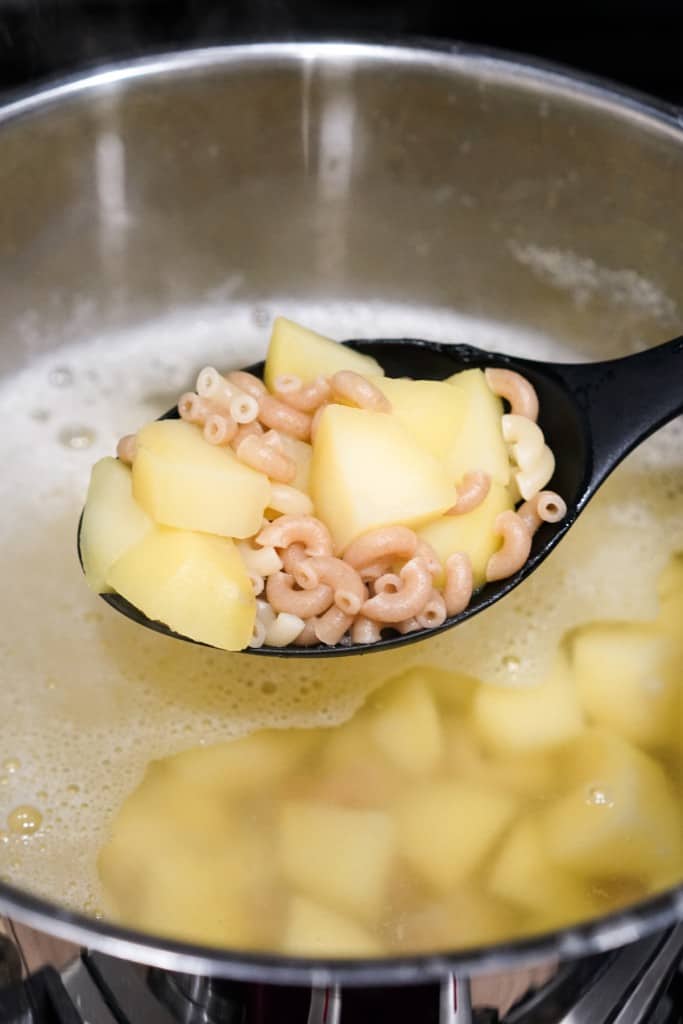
xmin=0 ymin=39 xmax=681 ymax=984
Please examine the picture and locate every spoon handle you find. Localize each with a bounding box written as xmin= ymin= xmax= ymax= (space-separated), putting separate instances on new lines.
xmin=549 ymin=335 xmax=683 ymax=493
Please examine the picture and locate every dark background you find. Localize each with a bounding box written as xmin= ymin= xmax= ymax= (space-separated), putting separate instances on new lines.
xmin=0 ymin=0 xmax=682 ymax=104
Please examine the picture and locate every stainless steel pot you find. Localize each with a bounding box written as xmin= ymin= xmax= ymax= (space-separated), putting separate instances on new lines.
xmin=0 ymin=41 xmax=681 ymax=986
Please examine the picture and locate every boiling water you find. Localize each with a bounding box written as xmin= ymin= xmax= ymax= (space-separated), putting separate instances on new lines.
xmin=0 ymin=301 xmax=680 ymax=925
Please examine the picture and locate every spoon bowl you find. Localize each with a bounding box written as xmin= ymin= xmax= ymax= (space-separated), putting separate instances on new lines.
xmin=78 ymin=334 xmax=683 ymax=656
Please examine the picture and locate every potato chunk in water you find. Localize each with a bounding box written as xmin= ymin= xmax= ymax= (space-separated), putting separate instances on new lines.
xmin=540 ymin=730 xmax=682 ymax=882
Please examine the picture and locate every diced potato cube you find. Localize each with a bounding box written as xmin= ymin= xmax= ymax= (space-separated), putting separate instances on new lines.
xmin=489 ymin=817 xmax=597 ymax=921
xmin=279 ymin=801 xmax=394 ymax=922
xmin=282 ymin=895 xmax=382 ymax=956
xmin=264 ymin=317 xmax=384 ymax=389
xmin=540 ymin=730 xmax=682 ymax=880
xmin=388 ymin=888 xmax=518 ymax=952
xmin=277 ymin=436 xmax=313 ymax=493
xmin=106 ymin=527 xmax=256 ymax=651
xmin=472 ymin=653 xmax=584 ymax=755
xmin=418 ymin=481 xmax=515 ymax=587
xmin=370 ymin=376 xmax=467 ymax=468
xmin=80 ymin=457 xmax=153 ymax=593
xmin=369 ymin=674 xmax=443 ymax=777
xmin=407 ymin=665 xmax=478 ymax=713
xmin=133 ymin=420 xmax=271 ymax=538
xmin=310 ymin=405 xmax=456 ymax=551
xmin=445 ymin=368 xmax=511 ymax=485
xmin=396 ymin=780 xmax=516 ymax=892
xmin=442 ymin=716 xmax=558 ymax=799
xmin=571 ymin=623 xmax=679 ymax=748
xmin=99 ymin=776 xmax=263 ymax=947
xmin=167 ymin=729 xmax=318 ymax=795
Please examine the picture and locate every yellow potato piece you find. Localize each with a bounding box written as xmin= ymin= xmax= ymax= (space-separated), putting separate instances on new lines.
xmin=442 ymin=715 xmax=559 ymax=799
xmin=445 ymin=368 xmax=511 ymax=485
xmin=132 ymin=420 xmax=271 ymax=539
xmin=99 ymin=775 xmax=265 ymax=947
xmin=310 ymin=404 xmax=457 ymax=551
xmin=370 ymin=376 xmax=468 ymax=468
xmin=571 ymin=622 xmax=680 ymax=748
xmin=167 ymin=729 xmax=318 ymax=796
xmin=80 ymin=457 xmax=153 ymax=593
xmin=540 ymin=729 xmax=682 ymax=881
xmin=489 ymin=817 xmax=598 ymax=922
xmin=472 ymin=652 xmax=584 ymax=755
xmin=368 ymin=673 xmax=443 ymax=777
xmin=389 ymin=888 xmax=518 ymax=952
xmin=279 ymin=800 xmax=395 ymax=922
xmin=106 ymin=527 xmax=256 ymax=651
xmin=396 ymin=780 xmax=516 ymax=892
xmin=283 ymin=896 xmax=382 ymax=956
xmin=418 ymin=481 xmax=515 ymax=587
xmin=264 ymin=316 xmax=384 ymax=389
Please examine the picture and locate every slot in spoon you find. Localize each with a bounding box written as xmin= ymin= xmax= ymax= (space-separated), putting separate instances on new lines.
xmin=78 ymin=334 xmax=682 ymax=656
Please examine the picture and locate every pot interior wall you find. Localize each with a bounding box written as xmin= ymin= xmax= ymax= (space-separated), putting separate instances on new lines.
xmin=0 ymin=45 xmax=681 ymax=379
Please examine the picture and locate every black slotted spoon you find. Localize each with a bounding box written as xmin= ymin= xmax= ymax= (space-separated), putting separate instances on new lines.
xmin=78 ymin=334 xmax=683 ymax=656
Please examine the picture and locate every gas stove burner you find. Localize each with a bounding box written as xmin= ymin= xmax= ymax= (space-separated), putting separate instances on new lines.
xmin=0 ymin=924 xmax=681 ymax=1023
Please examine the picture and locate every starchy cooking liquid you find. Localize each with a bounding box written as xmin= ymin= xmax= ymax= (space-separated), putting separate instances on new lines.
xmin=0 ymin=301 xmax=680 ymax=947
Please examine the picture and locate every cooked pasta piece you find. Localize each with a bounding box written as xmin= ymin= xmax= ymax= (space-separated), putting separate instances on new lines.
xmin=116 ymin=434 xmax=137 ymax=465
xmin=196 ymin=367 xmax=259 ymax=424
xmin=330 ymin=370 xmax=392 ymax=412
xmin=178 ymin=392 xmax=211 ymax=425
xmin=236 ymin=541 xmax=283 ymax=579
xmin=232 ymin=421 xmax=264 ymax=448
xmin=248 ymin=572 xmax=265 ymax=596
xmin=343 ymin=526 xmax=418 ymax=571
xmin=256 ymin=516 xmax=334 ymax=558
xmin=351 ymin=616 xmax=383 ymax=645
xmin=314 ymin=605 xmax=354 ymax=646
xmin=273 ymin=374 xmax=332 ymax=412
xmin=415 ymin=539 xmax=442 ymax=578
xmin=416 ymin=590 xmax=448 ymax=630
xmin=225 ymin=370 xmax=267 ymax=399
xmin=236 ymin=434 xmax=297 ymax=484
xmin=502 ymin=415 xmax=545 ymax=468
xmin=515 ymin=447 xmax=556 ymax=502
xmin=485 ymin=367 xmax=539 ymax=421
xmin=203 ymin=412 xmax=237 ymax=446
xmin=265 ymin=611 xmax=307 ymax=647
xmin=447 ymin=471 xmax=491 ymax=516
xmin=362 ymin=557 xmax=433 ymax=623
xmin=486 ymin=511 xmax=533 ymax=582
xmin=281 ymin=542 xmax=308 ymax=574
xmin=359 ymin=559 xmax=395 ymax=584
xmin=443 ymin=552 xmax=474 ymax=616
xmin=293 ymin=618 xmax=319 ymax=646
xmin=268 ymin=484 xmax=314 ymax=518
xmin=502 ymin=415 xmax=556 ymax=500
xmin=258 ymin=394 xmax=312 ymax=441
xmin=294 ymin=557 xmax=367 ymax=617
xmin=373 ymin=573 xmax=402 ymax=595
xmin=265 ymin=572 xmax=334 ymax=618
xmin=517 ymin=490 xmax=567 ymax=534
